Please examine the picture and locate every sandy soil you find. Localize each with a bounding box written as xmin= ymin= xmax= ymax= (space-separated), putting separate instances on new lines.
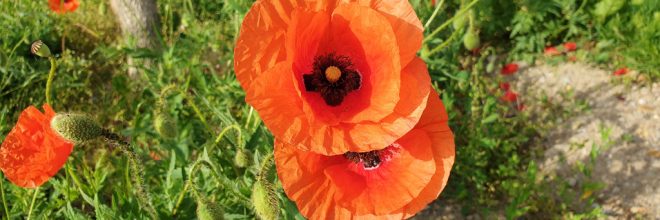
xmin=516 ymin=62 xmax=659 ymax=219
xmin=415 ymin=62 xmax=659 ymax=219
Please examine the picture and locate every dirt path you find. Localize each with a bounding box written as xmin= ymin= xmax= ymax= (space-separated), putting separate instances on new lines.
xmin=515 ymin=62 xmax=660 ymax=219
xmin=415 ymin=62 xmax=659 ymax=219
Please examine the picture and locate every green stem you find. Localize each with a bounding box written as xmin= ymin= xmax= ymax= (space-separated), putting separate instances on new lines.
xmin=424 ymin=0 xmax=445 ymax=29
xmin=0 ymin=174 xmax=9 ymax=218
xmin=423 ymin=0 xmax=480 ymax=43
xmin=26 ymin=187 xmax=39 ymax=220
xmin=45 ymin=57 xmax=56 ymax=106
xmin=427 ymin=28 xmax=462 ymax=56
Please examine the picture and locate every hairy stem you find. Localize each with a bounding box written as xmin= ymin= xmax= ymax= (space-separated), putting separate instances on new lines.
xmin=101 ymin=129 xmax=159 ymax=219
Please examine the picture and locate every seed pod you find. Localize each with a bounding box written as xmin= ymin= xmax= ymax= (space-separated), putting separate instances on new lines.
xmin=31 ymin=40 xmax=52 ymax=58
xmin=252 ymin=180 xmax=279 ymax=220
xmin=234 ymin=148 xmax=251 ymax=168
xmin=51 ymin=113 xmax=103 ymax=143
xmin=196 ymin=196 xmax=224 ymax=220
xmin=153 ymin=112 xmax=177 ymax=139
xmin=463 ymin=28 xmax=480 ymax=51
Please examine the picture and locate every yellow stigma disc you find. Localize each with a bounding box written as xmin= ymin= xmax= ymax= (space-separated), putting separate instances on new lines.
xmin=324 ymin=66 xmax=341 ymax=83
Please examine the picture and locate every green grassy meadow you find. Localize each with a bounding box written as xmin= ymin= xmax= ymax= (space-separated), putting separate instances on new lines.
xmin=0 ymin=0 xmax=658 ymax=219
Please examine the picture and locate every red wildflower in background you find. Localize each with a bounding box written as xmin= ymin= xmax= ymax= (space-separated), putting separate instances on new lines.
xmin=235 ymin=0 xmax=430 ymax=155
xmin=275 ymin=91 xmax=454 ymax=219
xmin=501 ymin=90 xmax=518 ymax=102
xmin=0 ymin=104 xmax=74 ymax=188
xmin=500 ymin=63 xmax=519 ymax=75
xmin=49 ymin=0 xmax=79 ymax=13
xmin=613 ymin=67 xmax=628 ymax=76
xmin=499 ymin=82 xmax=511 ymax=91
xmin=564 ymin=42 xmax=577 ymax=51
xmin=544 ymin=46 xmax=560 ymax=56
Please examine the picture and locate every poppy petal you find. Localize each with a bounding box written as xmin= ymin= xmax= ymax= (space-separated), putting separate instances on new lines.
xmin=345 ymin=0 xmax=424 ymax=67
xmin=0 ymin=104 xmax=74 ymax=188
xmin=245 ymin=62 xmax=310 ymax=146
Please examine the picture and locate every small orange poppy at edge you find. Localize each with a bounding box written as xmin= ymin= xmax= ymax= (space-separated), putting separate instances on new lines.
xmin=274 ymin=90 xmax=455 ymax=219
xmin=49 ymin=0 xmax=80 ymax=14
xmin=0 ymin=104 xmax=74 ymax=188
xmin=235 ymin=0 xmax=430 ymax=155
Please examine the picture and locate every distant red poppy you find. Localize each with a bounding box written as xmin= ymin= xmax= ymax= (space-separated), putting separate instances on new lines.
xmin=564 ymin=42 xmax=577 ymax=51
xmin=501 ymin=90 xmax=518 ymax=102
xmin=567 ymin=56 xmax=577 ymax=62
xmin=275 ymin=91 xmax=454 ymax=219
xmin=613 ymin=67 xmax=628 ymax=76
xmin=49 ymin=0 xmax=79 ymax=13
xmin=499 ymin=82 xmax=511 ymax=91
xmin=544 ymin=47 xmax=560 ymax=56
xmin=0 ymin=104 xmax=74 ymax=188
xmin=500 ymin=63 xmax=519 ymax=75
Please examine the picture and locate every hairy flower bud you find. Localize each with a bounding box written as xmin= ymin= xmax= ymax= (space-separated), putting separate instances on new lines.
xmin=51 ymin=113 xmax=102 ymax=143
xmin=31 ymin=40 xmax=52 ymax=58
xmin=196 ymin=196 xmax=224 ymax=220
xmin=153 ymin=112 xmax=177 ymax=139
xmin=252 ymin=180 xmax=280 ymax=220
xmin=234 ymin=148 xmax=252 ymax=168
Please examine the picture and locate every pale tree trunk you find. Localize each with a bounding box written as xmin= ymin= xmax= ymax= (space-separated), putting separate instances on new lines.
xmin=109 ymin=0 xmax=160 ymax=79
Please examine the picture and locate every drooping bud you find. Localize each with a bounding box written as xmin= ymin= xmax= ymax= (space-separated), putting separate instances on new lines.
xmin=234 ymin=148 xmax=252 ymax=168
xmin=463 ymin=28 xmax=480 ymax=51
xmin=31 ymin=40 xmax=52 ymax=58
xmin=51 ymin=113 xmax=102 ymax=143
xmin=252 ymin=180 xmax=280 ymax=220
xmin=196 ymin=195 xmax=225 ymax=220
xmin=153 ymin=112 xmax=177 ymax=139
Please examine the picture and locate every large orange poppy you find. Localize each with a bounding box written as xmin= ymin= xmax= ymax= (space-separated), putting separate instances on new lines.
xmin=49 ymin=0 xmax=79 ymax=13
xmin=0 ymin=104 xmax=74 ymax=188
xmin=236 ymin=0 xmax=429 ymax=155
xmin=274 ymin=90 xmax=455 ymax=219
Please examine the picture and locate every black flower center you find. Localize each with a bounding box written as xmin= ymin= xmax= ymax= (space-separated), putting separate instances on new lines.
xmin=303 ymin=53 xmax=361 ymax=106
xmin=344 ymin=150 xmax=381 ymax=169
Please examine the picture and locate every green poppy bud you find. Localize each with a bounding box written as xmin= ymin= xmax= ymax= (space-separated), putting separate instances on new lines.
xmin=252 ymin=180 xmax=279 ymax=220
xmin=196 ymin=196 xmax=224 ymax=220
xmin=463 ymin=28 xmax=480 ymax=51
xmin=234 ymin=148 xmax=252 ymax=168
xmin=31 ymin=40 xmax=52 ymax=58
xmin=153 ymin=113 xmax=177 ymax=139
xmin=51 ymin=113 xmax=103 ymax=143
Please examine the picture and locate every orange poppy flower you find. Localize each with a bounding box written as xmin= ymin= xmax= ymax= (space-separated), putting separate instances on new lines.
xmin=49 ymin=0 xmax=79 ymax=14
xmin=613 ymin=67 xmax=628 ymax=76
xmin=274 ymin=90 xmax=455 ymax=219
xmin=0 ymin=104 xmax=74 ymax=188
xmin=235 ymin=0 xmax=429 ymax=155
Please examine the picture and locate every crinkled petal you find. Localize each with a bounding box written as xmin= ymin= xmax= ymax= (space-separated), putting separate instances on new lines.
xmin=0 ymin=104 xmax=74 ymax=188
